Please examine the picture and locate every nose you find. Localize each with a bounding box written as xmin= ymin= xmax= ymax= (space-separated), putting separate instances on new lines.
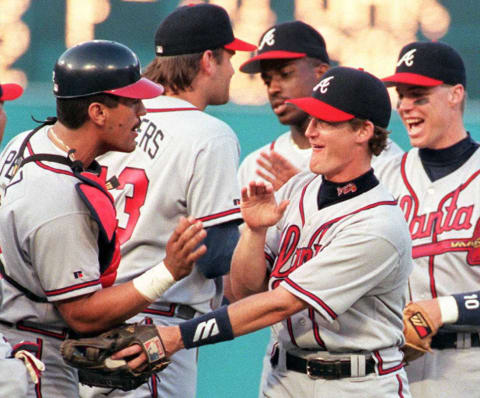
xmin=267 ymin=75 xmax=282 ymax=96
xmin=396 ymin=96 xmax=414 ymax=113
xmin=138 ymin=100 xmax=147 ymax=117
xmin=305 ymin=118 xmax=317 ymax=139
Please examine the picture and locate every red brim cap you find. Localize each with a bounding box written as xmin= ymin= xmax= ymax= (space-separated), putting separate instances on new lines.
xmin=104 ymin=77 xmax=164 ymax=99
xmin=382 ymin=72 xmax=443 ymax=87
xmin=0 ymin=83 xmax=23 ymax=101
xmin=286 ymin=97 xmax=354 ymax=122
xmin=224 ymin=38 xmax=257 ymax=52
xmin=240 ymin=50 xmax=307 ymax=73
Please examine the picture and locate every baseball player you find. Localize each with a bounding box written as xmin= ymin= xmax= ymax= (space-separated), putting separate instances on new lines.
xmin=237 ymin=21 xmax=403 ymax=192
xmin=79 ymin=4 xmax=256 ymax=398
xmin=0 ymin=80 xmax=37 ymax=398
xmin=377 ymin=41 xmax=480 ymax=397
xmin=116 ymin=67 xmax=414 ymax=398
xmin=0 ymin=40 xmax=206 ymax=397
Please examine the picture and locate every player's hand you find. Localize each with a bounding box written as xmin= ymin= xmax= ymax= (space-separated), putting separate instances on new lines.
xmin=256 ymin=151 xmax=301 ymax=191
xmin=110 ymin=326 xmax=182 ymax=370
xmin=412 ymin=299 xmax=443 ymax=330
xmin=240 ymin=181 xmax=289 ymax=231
xmin=164 ymin=216 xmax=207 ymax=280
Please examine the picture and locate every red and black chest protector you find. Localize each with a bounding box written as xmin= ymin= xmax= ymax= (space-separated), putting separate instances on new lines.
xmin=0 ymin=118 xmax=120 ymax=303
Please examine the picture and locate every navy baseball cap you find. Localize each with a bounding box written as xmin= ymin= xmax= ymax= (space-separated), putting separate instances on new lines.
xmin=240 ymin=21 xmax=329 ymax=74
xmin=287 ymin=67 xmax=391 ymax=128
xmin=0 ymin=83 xmax=23 ymax=101
xmin=155 ymin=3 xmax=256 ymax=56
xmin=382 ymin=41 xmax=466 ymax=88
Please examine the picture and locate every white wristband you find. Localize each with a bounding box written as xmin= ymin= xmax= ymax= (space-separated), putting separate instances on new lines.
xmin=437 ymin=296 xmax=459 ymax=324
xmin=133 ymin=261 xmax=175 ymax=303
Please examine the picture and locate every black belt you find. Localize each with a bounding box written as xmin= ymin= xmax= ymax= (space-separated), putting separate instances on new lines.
xmin=431 ymin=332 xmax=480 ymax=350
xmin=285 ymin=352 xmax=376 ymax=379
xmin=143 ymin=303 xmax=198 ymax=320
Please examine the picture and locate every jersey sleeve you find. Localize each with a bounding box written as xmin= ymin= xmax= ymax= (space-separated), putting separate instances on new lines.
xmin=188 ymin=133 xmax=242 ymax=228
xmin=30 ymin=213 xmax=102 ymax=302
xmin=281 ymin=229 xmax=402 ymax=323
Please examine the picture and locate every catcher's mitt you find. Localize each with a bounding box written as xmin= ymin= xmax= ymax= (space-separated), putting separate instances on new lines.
xmin=61 ymin=323 xmax=170 ymax=391
xmin=402 ymin=302 xmax=439 ymax=363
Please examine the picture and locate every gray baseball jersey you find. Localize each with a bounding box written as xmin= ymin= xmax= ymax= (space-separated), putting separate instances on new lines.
xmin=376 ymin=148 xmax=480 ymax=397
xmin=0 ymin=126 xmax=107 ymax=397
xmin=83 ymin=95 xmax=242 ymax=398
xmin=260 ymin=170 xmax=413 ymax=397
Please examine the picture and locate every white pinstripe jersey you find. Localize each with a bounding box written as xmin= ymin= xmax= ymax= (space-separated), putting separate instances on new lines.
xmin=237 ymin=130 xmax=403 ymax=187
xmin=376 ymin=149 xmax=480 ymax=303
xmin=98 ymin=96 xmax=242 ymax=314
xmin=264 ymin=171 xmax=413 ymax=358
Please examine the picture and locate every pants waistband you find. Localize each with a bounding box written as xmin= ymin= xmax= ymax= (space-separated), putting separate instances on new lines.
xmin=143 ymin=303 xmax=198 ymax=320
xmin=431 ymin=332 xmax=480 ymax=350
xmin=0 ymin=319 xmax=69 ymax=340
xmin=276 ymin=350 xmax=376 ymax=379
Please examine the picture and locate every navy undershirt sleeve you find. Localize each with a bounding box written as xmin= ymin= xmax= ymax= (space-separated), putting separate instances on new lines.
xmin=453 ymin=291 xmax=480 ymax=325
xmin=195 ymin=221 xmax=240 ymax=279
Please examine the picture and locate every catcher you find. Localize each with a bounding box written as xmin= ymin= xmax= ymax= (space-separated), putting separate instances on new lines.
xmin=0 ymin=40 xmax=206 ymax=397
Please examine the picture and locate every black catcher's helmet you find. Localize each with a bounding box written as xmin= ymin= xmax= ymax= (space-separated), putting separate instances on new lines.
xmin=53 ymin=40 xmax=163 ymax=99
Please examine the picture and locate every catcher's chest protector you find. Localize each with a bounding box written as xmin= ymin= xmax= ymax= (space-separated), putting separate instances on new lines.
xmin=2 ymin=118 xmax=121 ymax=301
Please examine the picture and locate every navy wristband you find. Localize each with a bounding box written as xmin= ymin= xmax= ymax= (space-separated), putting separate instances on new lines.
xmin=179 ymin=306 xmax=234 ymax=349
xmin=453 ymin=291 xmax=480 ymax=325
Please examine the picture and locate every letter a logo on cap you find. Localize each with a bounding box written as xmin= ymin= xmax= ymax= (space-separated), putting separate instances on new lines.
xmin=397 ymin=48 xmax=417 ymax=67
xmin=258 ymin=28 xmax=276 ymax=50
xmin=313 ymin=76 xmax=334 ymax=94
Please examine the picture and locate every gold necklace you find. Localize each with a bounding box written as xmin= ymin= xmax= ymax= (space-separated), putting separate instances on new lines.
xmin=48 ymin=128 xmax=76 ymax=160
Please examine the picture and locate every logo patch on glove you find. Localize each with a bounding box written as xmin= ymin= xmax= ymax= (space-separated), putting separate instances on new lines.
xmin=145 ymin=336 xmax=165 ymax=362
xmin=409 ymin=312 xmax=432 ymax=338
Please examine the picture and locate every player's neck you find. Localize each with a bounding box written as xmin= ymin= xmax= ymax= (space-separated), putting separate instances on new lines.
xmin=49 ymin=123 xmax=98 ymax=168
xmin=166 ymin=91 xmax=206 ymax=111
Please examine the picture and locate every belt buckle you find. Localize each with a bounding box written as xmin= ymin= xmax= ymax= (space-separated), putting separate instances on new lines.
xmin=306 ymin=359 xmax=343 ymax=380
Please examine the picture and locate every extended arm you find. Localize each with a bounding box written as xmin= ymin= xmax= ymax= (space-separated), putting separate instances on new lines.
xmin=56 ymin=217 xmax=206 ymax=334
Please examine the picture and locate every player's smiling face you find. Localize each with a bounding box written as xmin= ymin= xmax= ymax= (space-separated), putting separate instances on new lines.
xmin=305 ymin=117 xmax=361 ymax=182
xmin=260 ymin=58 xmax=325 ymax=128
xmin=102 ymin=97 xmax=146 ymax=153
xmin=396 ymin=84 xmax=456 ymax=149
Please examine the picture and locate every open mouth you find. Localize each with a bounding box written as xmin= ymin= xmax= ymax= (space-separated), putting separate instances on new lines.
xmin=405 ymin=117 xmax=424 ymax=135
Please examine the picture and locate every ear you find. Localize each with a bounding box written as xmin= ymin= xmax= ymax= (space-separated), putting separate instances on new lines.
xmin=448 ymin=84 xmax=465 ymax=108
xmin=87 ymin=102 xmax=107 ymax=127
xmin=313 ymin=63 xmax=329 ymax=80
xmin=355 ymin=120 xmax=374 ymax=144
xmin=200 ymin=50 xmax=217 ymax=77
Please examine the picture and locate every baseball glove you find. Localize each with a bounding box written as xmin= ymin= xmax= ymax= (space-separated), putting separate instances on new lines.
xmin=402 ymin=302 xmax=439 ymax=363
xmin=60 ymin=323 xmax=170 ymax=391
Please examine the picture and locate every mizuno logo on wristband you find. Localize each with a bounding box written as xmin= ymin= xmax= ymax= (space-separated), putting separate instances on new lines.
xmin=193 ymin=319 xmax=219 ymax=342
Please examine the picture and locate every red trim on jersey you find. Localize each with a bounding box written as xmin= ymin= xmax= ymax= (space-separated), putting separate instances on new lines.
xmin=299 ymin=175 xmax=320 ymax=226
xmin=265 ymin=252 xmax=275 ymax=267
xmin=143 ymin=305 xmax=175 ymax=317
xmin=396 ymin=374 xmax=405 ymax=398
xmin=283 ymin=277 xmax=337 ymax=320
xmin=197 ymin=208 xmax=241 ymax=222
xmin=146 ymin=107 xmax=199 ymax=113
xmin=26 ymin=141 xmax=75 ymax=176
xmin=45 ymin=279 xmax=101 ymax=297
xmin=16 ymin=323 xmax=68 ymax=340
xmin=35 ymin=338 xmax=43 ymax=397
xmin=286 ymin=317 xmax=298 ymax=347
xmin=400 ymin=152 xmax=419 ymax=218
xmin=373 ymin=350 xmax=404 ymax=375
xmin=309 ymin=307 xmax=326 ymax=348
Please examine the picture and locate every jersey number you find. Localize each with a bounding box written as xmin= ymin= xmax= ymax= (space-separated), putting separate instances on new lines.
xmin=104 ymin=167 xmax=149 ymax=245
